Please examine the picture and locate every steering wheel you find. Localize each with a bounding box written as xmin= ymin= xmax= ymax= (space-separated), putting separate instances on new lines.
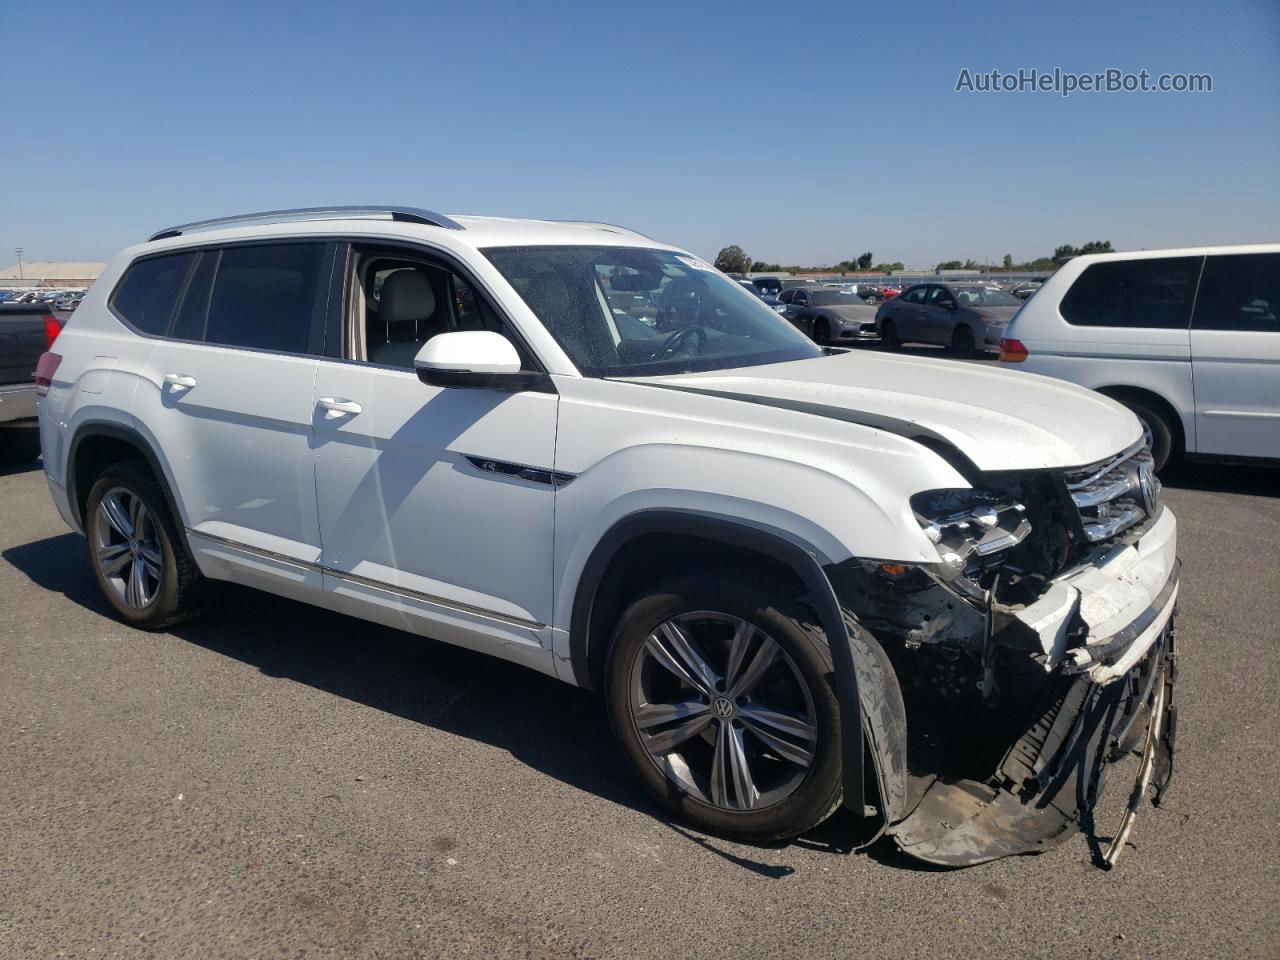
xmin=656 ymin=325 xmax=708 ymax=359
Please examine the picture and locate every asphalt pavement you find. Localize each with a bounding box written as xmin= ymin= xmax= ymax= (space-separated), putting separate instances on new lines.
xmin=1 ymin=457 xmax=1277 ymax=959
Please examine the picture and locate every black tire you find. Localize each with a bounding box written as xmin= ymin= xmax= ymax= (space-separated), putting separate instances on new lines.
xmin=814 ymin=318 xmax=830 ymax=345
xmin=951 ymin=325 xmax=976 ymax=358
xmin=0 ymin=424 xmax=41 ymax=465
xmin=880 ymin=319 xmax=900 ymax=350
xmin=1117 ymin=397 xmax=1177 ymax=472
xmin=604 ymin=575 xmax=842 ymax=841
xmin=85 ymin=459 xmax=206 ymax=629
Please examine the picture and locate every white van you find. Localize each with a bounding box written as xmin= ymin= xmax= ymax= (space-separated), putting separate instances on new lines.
xmin=1000 ymin=244 xmax=1280 ymax=469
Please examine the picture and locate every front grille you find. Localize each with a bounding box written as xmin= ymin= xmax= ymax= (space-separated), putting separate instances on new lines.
xmin=1064 ymin=444 xmax=1161 ymax=544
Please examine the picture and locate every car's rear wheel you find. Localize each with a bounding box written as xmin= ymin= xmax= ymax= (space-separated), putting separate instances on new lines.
xmin=605 ymin=576 xmax=842 ymax=841
xmin=86 ymin=460 xmax=205 ymax=629
xmin=814 ymin=318 xmax=830 ymax=345
xmin=951 ymin=325 xmax=976 ymax=358
xmin=880 ymin=319 xmax=900 ymax=350
xmin=1117 ymin=397 xmax=1177 ymax=472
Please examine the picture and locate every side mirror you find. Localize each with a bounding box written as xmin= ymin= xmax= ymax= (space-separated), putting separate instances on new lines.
xmin=937 ymin=299 xmax=957 ymax=310
xmin=414 ymin=331 xmax=547 ymax=391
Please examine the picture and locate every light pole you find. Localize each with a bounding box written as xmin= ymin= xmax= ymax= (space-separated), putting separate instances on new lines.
xmin=14 ymin=247 xmax=23 ymax=280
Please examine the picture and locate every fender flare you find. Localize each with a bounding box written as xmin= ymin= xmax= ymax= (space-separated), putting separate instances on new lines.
xmin=568 ymin=508 xmax=907 ymax=823
xmin=65 ymin=419 xmax=194 ymax=557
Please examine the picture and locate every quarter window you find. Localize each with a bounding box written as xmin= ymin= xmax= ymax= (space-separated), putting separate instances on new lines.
xmin=1060 ymin=256 xmax=1202 ymax=329
xmin=111 ymin=253 xmax=196 ymax=335
xmin=1192 ymin=253 xmax=1280 ymax=333
xmin=204 ymin=243 xmax=326 ymax=353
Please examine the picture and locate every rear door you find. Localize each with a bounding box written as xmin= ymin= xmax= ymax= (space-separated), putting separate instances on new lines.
xmin=131 ymin=241 xmax=338 ymax=600
xmin=1189 ymin=251 xmax=1280 ymax=458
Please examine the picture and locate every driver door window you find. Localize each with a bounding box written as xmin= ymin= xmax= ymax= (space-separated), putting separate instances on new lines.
xmin=355 ymin=255 xmax=513 ymax=368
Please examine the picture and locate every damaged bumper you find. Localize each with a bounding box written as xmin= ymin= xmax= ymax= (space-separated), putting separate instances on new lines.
xmin=1013 ymin=507 xmax=1178 ymax=681
xmin=836 ymin=501 xmax=1183 ymax=867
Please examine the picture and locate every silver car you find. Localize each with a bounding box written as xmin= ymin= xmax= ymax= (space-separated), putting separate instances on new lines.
xmin=875 ymin=282 xmax=1022 ymax=357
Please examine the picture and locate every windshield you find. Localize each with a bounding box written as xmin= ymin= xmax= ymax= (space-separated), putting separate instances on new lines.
xmin=484 ymin=246 xmax=823 ymax=376
xmin=952 ymin=286 xmax=1021 ymax=306
xmin=809 ymin=290 xmax=865 ymax=306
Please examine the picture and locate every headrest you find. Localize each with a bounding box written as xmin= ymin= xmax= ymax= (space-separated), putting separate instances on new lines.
xmin=379 ymin=270 xmax=436 ymax=337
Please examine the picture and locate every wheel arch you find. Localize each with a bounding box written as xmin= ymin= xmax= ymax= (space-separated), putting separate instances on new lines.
xmin=568 ymin=509 xmax=905 ymax=825
xmin=67 ymin=420 xmax=192 ymax=555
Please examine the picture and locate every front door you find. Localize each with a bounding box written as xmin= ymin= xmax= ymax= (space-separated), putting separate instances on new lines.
xmin=310 ymin=244 xmax=558 ymax=672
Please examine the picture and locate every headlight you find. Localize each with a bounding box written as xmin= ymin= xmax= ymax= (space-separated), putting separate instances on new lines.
xmin=773 ymin=304 xmax=787 ymax=314
xmin=911 ymin=488 xmax=1031 ymax=574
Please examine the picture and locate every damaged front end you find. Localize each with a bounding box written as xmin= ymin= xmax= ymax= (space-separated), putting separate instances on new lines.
xmin=831 ymin=441 xmax=1180 ymax=867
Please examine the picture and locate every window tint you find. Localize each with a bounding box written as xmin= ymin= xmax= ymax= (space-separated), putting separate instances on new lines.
xmin=1192 ymin=253 xmax=1280 ymax=333
xmin=111 ymin=253 xmax=196 ymax=335
xmin=902 ymin=287 xmax=928 ymax=304
xmin=171 ymin=251 xmax=217 ymax=341
xmin=1060 ymin=256 xmax=1202 ymax=328
xmin=204 ymin=244 xmax=325 ymax=353
xmin=927 ymin=286 xmax=954 ymax=306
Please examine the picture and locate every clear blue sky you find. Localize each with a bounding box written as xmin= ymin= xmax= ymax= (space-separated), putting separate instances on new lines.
xmin=3 ymin=0 xmax=1277 ymax=268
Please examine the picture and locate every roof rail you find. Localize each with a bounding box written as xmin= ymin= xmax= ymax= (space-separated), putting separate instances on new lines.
xmin=147 ymin=206 xmax=465 ymax=242
xmin=547 ymin=220 xmax=653 ymax=241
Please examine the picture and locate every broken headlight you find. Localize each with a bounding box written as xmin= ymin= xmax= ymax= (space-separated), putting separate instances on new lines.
xmin=911 ymin=488 xmax=1032 ymax=579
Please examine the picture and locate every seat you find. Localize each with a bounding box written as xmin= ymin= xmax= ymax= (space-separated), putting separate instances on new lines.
xmin=368 ymin=269 xmax=441 ymax=367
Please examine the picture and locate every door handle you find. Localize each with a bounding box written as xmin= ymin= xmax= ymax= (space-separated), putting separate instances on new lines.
xmin=163 ymin=373 xmax=196 ymax=391
xmin=318 ymin=397 xmax=362 ymax=419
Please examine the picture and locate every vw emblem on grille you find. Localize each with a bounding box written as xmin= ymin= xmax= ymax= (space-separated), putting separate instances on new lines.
xmin=1138 ymin=461 xmax=1159 ymax=516
xmin=711 ymin=696 xmax=735 ymax=719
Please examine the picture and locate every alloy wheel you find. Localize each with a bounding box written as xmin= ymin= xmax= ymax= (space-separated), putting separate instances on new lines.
xmin=93 ymin=487 xmax=162 ymax=609
xmin=627 ymin=612 xmax=818 ymax=812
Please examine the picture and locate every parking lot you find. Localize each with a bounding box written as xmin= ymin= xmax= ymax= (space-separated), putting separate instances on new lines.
xmin=1 ymin=455 xmax=1276 ymax=959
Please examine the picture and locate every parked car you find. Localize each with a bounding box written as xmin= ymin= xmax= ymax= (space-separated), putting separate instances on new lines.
xmin=750 ymin=276 xmax=817 ymax=297
xmin=54 ymin=294 xmax=84 ymax=311
xmin=1011 ymin=281 xmax=1042 ymax=300
xmin=778 ymin=287 xmax=879 ymax=344
xmin=875 ymin=282 xmax=1022 ymax=357
xmin=1000 ymin=244 xmax=1280 ymax=470
xmin=38 ymin=205 xmax=1179 ymax=866
xmin=1 ymin=302 xmax=63 ymax=462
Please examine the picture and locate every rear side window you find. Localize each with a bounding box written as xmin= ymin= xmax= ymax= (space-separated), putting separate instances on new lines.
xmin=1060 ymin=256 xmax=1202 ymax=329
xmin=111 ymin=253 xmax=196 ymax=335
xmin=1192 ymin=253 xmax=1280 ymax=333
xmin=204 ymin=244 xmax=325 ymax=353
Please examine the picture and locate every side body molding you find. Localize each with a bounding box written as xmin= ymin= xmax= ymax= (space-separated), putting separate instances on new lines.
xmin=568 ymin=509 xmax=908 ymax=824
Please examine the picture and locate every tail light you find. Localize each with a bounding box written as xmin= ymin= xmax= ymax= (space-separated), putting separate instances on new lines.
xmin=43 ymin=314 xmax=62 ymax=349
xmin=999 ymin=337 xmax=1028 ymax=363
xmin=35 ymin=352 xmax=61 ymax=397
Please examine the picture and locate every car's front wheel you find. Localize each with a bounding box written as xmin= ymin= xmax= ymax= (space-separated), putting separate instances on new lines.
xmin=86 ymin=460 xmax=205 ymax=629
xmin=605 ymin=576 xmax=842 ymax=841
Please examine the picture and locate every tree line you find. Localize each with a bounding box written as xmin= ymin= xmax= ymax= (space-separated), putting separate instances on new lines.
xmin=714 ymin=240 xmax=1113 ymax=275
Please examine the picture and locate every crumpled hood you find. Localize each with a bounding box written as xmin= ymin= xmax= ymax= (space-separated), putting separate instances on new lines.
xmin=635 ymin=351 xmax=1142 ymax=472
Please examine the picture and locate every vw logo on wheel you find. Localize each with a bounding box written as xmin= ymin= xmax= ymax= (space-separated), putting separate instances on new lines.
xmin=711 ymin=696 xmax=735 ymax=719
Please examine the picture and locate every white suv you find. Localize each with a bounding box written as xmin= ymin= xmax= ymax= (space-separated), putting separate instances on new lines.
xmin=38 ymin=207 xmax=1180 ymax=867
xmin=999 ymin=244 xmax=1280 ymax=470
